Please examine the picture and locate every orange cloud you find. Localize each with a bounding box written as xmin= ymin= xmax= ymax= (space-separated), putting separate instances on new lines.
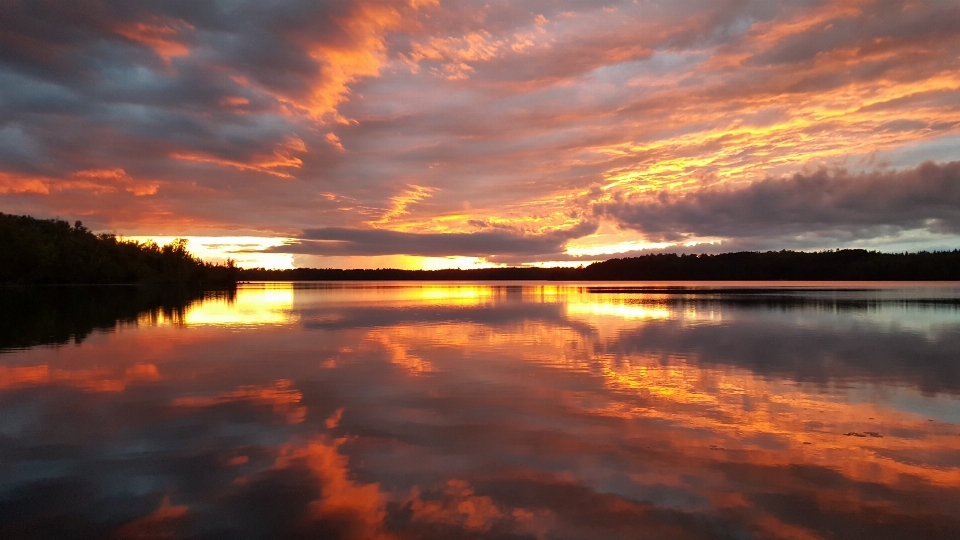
xmin=366 ymin=184 xmax=436 ymax=227
xmin=72 ymin=168 xmax=161 ymax=196
xmin=325 ymin=132 xmax=345 ymax=150
xmin=115 ymin=17 xmax=193 ymax=64
xmin=243 ymin=1 xmax=440 ymax=121
xmin=0 ymin=169 xmax=161 ymax=197
xmin=220 ymin=95 xmax=250 ymax=107
xmin=0 ymin=171 xmax=51 ymax=195
xmin=172 ymin=137 xmax=307 ymax=178
xmin=113 ymin=496 xmax=189 ymax=540
xmin=306 ymin=5 xmax=401 ymax=120
xmin=407 ymin=31 xmax=504 ymax=79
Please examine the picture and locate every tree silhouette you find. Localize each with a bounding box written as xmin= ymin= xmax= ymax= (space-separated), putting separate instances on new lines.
xmin=1 ymin=213 xmax=238 ymax=285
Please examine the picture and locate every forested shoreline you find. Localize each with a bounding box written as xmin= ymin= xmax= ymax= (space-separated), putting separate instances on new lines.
xmin=0 ymin=213 xmax=238 ymax=285
xmin=241 ymin=249 xmax=960 ymax=281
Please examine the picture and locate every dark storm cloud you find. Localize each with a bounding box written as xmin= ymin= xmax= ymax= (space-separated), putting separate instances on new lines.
xmin=596 ymin=161 xmax=960 ymax=245
xmin=270 ymin=220 xmax=599 ymax=258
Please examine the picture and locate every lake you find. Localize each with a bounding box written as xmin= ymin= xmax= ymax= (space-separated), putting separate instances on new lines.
xmin=2 ymin=282 xmax=959 ymax=539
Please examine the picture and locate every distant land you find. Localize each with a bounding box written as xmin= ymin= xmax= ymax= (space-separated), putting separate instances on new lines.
xmin=240 ymin=249 xmax=960 ymax=282
xmin=3 ymin=213 xmax=959 ymax=283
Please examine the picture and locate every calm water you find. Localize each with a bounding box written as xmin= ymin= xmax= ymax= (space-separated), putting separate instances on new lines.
xmin=2 ymin=282 xmax=960 ymax=539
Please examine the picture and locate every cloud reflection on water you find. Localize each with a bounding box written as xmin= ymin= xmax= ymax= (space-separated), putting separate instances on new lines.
xmin=1 ymin=283 xmax=959 ymax=538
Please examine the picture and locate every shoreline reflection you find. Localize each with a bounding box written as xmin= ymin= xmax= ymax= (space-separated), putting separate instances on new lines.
xmin=0 ymin=285 xmax=233 ymax=351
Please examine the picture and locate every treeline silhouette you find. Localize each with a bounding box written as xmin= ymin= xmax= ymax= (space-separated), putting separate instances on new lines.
xmin=241 ymin=250 xmax=960 ymax=281
xmin=0 ymin=213 xmax=238 ymax=284
xmin=582 ymin=250 xmax=960 ymax=281
xmin=4 ymin=211 xmax=957 ymax=282
xmin=0 ymin=286 xmax=234 ymax=351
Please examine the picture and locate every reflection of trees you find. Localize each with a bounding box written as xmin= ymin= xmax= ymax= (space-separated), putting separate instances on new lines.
xmin=0 ymin=286 xmax=235 ymax=351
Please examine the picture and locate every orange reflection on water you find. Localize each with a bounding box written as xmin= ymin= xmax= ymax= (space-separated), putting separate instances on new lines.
xmin=342 ymin=301 xmax=960 ymax=494
xmin=565 ymin=300 xmax=672 ymax=321
xmin=173 ymin=379 xmax=306 ymax=424
xmin=337 ymin=283 xmax=498 ymax=307
xmin=366 ymin=328 xmax=436 ymax=374
xmin=593 ymin=357 xmax=960 ymax=488
xmin=272 ymin=436 xmax=391 ymax=539
xmin=4 ymin=283 xmax=960 ymax=538
xmin=0 ymin=363 xmax=161 ymax=393
xmin=142 ymin=283 xmax=298 ymax=327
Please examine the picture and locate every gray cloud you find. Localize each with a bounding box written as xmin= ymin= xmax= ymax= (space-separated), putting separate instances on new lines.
xmin=268 ymin=221 xmax=598 ymax=259
xmin=596 ymin=161 xmax=960 ymax=247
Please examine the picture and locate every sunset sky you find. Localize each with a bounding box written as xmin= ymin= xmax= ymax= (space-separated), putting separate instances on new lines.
xmin=2 ymin=0 xmax=959 ymax=269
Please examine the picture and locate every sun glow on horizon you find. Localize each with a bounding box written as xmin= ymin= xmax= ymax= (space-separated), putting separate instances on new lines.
xmin=122 ymin=236 xmax=297 ymax=269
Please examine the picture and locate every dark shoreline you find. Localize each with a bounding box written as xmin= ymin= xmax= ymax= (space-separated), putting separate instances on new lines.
xmin=239 ymin=249 xmax=960 ymax=282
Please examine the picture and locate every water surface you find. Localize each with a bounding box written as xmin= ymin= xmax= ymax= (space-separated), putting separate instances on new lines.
xmin=2 ymin=282 xmax=960 ymax=539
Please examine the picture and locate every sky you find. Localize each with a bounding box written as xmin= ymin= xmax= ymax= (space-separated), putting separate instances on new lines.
xmin=1 ymin=0 xmax=959 ymax=269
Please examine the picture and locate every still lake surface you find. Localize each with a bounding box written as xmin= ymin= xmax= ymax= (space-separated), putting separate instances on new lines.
xmin=2 ymin=282 xmax=960 ymax=539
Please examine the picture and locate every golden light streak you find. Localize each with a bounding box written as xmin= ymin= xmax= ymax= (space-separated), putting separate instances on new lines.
xmin=291 ymin=254 xmax=497 ymax=271
xmin=366 ymin=184 xmax=436 ymax=227
xmin=565 ymin=302 xmax=671 ymax=321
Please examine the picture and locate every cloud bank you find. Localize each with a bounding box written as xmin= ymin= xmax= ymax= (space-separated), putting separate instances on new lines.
xmin=596 ymin=160 xmax=960 ymax=250
xmin=270 ymin=220 xmax=598 ymax=260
